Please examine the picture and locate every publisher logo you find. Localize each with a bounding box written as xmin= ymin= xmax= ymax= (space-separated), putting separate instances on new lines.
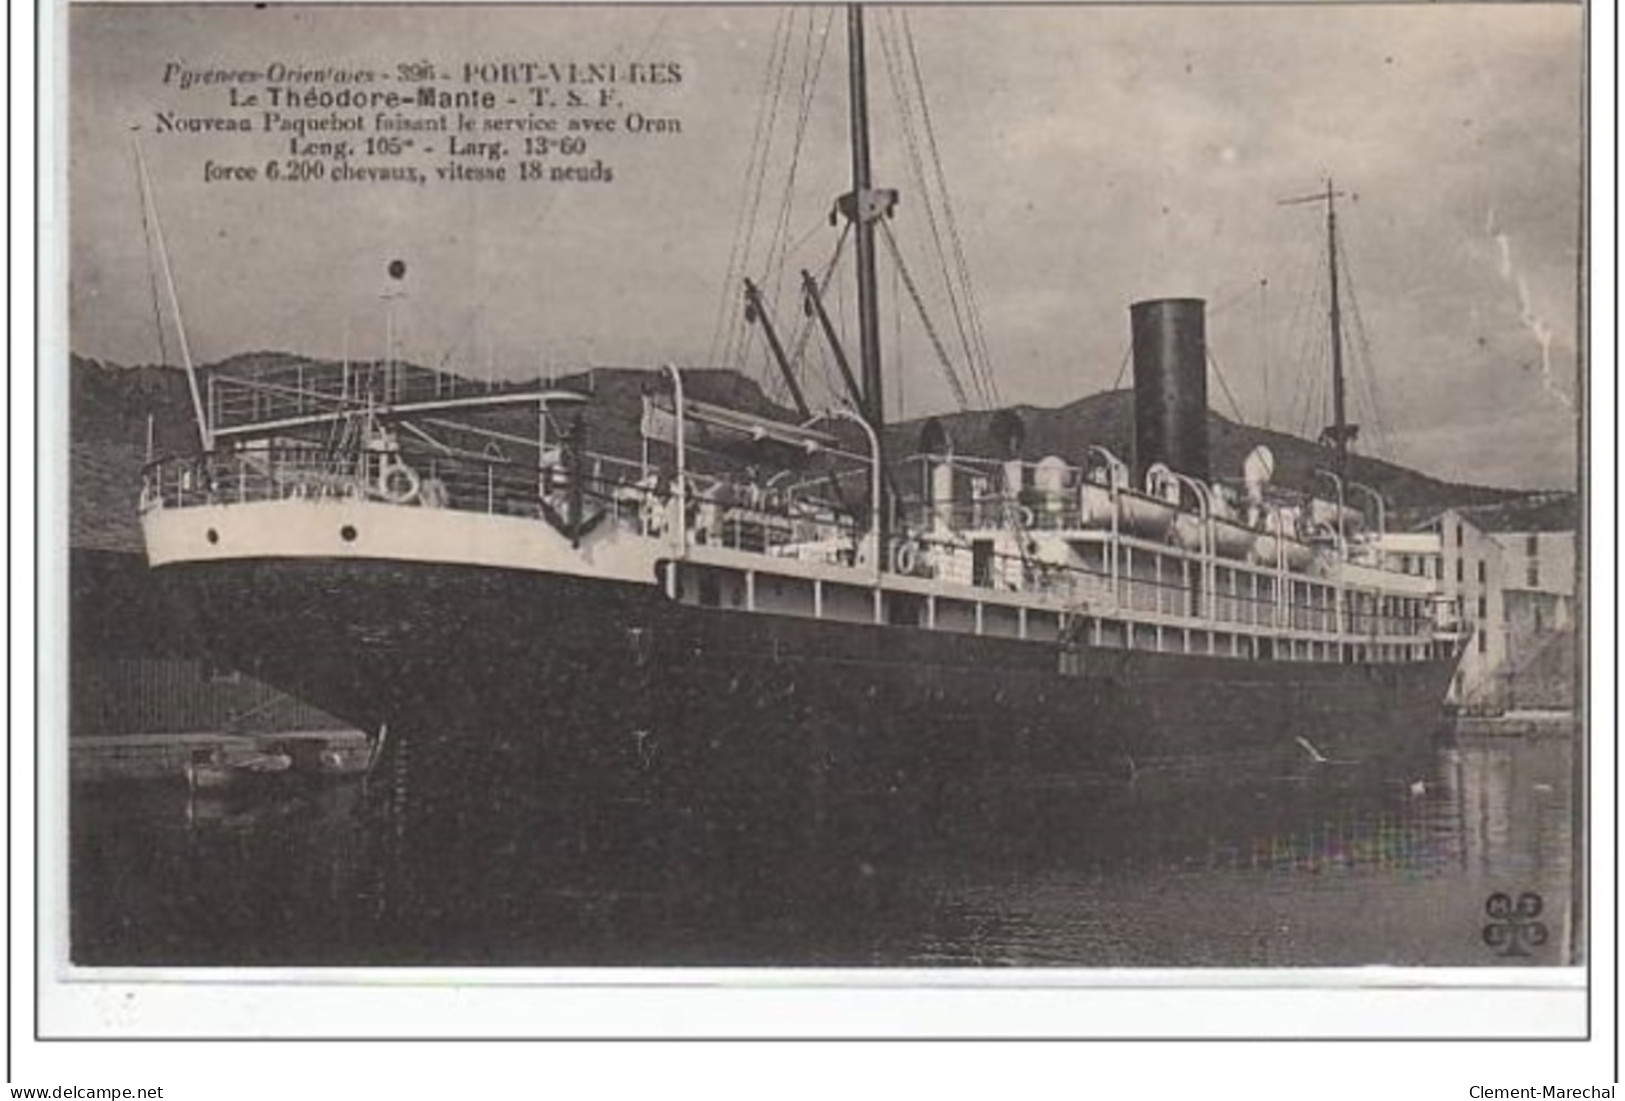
xmin=1482 ymin=891 xmax=1547 ymax=958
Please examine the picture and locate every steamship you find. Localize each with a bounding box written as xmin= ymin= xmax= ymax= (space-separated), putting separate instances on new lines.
xmin=138 ymin=8 xmax=1466 ymax=811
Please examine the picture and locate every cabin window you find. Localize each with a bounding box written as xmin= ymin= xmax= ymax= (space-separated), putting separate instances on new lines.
xmin=1456 ymin=559 xmax=1464 ymax=584
xmin=935 ymin=598 xmax=976 ymax=634
xmin=1027 ymin=611 xmax=1059 ymax=643
xmin=1456 ymin=522 xmax=1464 ymax=547
xmin=1527 ymin=562 xmax=1540 ymax=587
xmin=886 ymin=592 xmax=924 ymax=628
xmin=1099 ymin=619 xmax=1126 ymax=649
xmin=1526 ymin=533 xmax=1539 ymax=555
xmin=698 ymin=571 xmax=721 ymax=608
xmin=1477 ymin=633 xmax=1487 ymax=654
xmin=1477 ymin=560 xmax=1487 ymax=585
xmin=985 ymin=604 xmax=1022 ymax=639
xmin=1477 ymin=595 xmax=1487 ymax=621
xmin=971 ymin=540 xmax=994 ymax=588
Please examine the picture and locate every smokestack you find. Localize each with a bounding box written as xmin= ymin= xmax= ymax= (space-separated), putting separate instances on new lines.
xmin=1130 ymin=298 xmax=1209 ymax=483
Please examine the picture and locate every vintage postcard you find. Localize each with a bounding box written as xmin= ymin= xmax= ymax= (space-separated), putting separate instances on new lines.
xmin=24 ymin=0 xmax=1609 ymax=1088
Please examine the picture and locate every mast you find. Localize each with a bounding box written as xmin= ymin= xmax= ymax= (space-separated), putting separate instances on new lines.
xmin=1281 ymin=179 xmax=1357 ymax=481
xmin=839 ymin=4 xmax=896 ymax=553
xmin=1324 ymin=180 xmax=1352 ymax=482
xmin=134 ymin=139 xmax=213 ymax=452
xmin=847 ymin=5 xmax=884 ymax=429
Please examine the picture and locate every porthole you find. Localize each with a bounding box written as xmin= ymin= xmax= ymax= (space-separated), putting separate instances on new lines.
xmin=340 ymin=525 xmax=358 ymax=543
xmin=205 ymin=528 xmax=219 ymax=545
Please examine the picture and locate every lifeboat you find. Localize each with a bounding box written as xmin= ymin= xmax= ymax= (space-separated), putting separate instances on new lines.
xmin=1309 ymin=496 xmax=1362 ymax=533
xmin=1077 ymin=481 xmax=1113 ymax=527
xmin=1173 ymin=513 xmax=1259 ymax=559
xmin=1213 ymin=518 xmax=1258 ymax=558
xmin=1251 ymin=532 xmax=1315 ymax=571
xmin=1249 ymin=506 xmax=1314 ymax=570
xmin=1078 ymin=482 xmax=1180 ymax=539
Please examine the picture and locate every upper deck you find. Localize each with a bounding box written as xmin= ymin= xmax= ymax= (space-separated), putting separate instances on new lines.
xmin=140 ymin=363 xmax=1462 ymax=667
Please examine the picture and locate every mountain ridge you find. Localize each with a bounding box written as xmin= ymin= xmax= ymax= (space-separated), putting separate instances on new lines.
xmin=70 ymin=352 xmax=1568 ymax=553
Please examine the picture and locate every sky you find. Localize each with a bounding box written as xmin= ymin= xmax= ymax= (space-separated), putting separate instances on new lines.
xmin=67 ymin=4 xmax=1584 ymax=490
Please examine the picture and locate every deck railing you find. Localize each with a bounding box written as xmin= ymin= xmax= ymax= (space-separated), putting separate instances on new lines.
xmin=141 ymin=447 xmax=1434 ymax=641
xmin=204 ymin=361 xmax=554 ymax=432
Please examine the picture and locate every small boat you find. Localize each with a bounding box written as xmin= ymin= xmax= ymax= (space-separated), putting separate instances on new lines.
xmin=183 ymin=746 xmax=293 ymax=793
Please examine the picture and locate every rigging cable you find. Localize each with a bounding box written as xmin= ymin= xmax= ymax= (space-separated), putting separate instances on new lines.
xmin=1204 ymin=347 xmax=1249 ymax=424
xmin=875 ymin=22 xmax=967 ymax=394
xmin=707 ymin=9 xmax=793 ymax=369
xmin=431 ymin=180 xmax=568 ymax=379
xmin=724 ymin=17 xmax=797 ymax=370
xmin=133 ymin=149 xmax=171 ymax=370
xmin=627 ymin=12 xmax=670 ymax=67
xmin=893 ymin=248 xmax=905 ymax=420
xmin=761 ymin=10 xmax=835 ymax=309
xmin=1258 ymin=278 xmax=1271 ymax=430
xmin=792 ymin=227 xmax=852 ymax=406
xmin=1109 ymin=343 xmax=1132 ymax=391
xmin=755 ymin=10 xmax=836 ymax=406
xmin=712 ymin=12 xmax=790 ymax=369
xmin=1202 ymin=276 xmax=1266 ymax=323
xmin=879 ymin=219 xmax=973 ymax=410
xmin=876 ymin=17 xmax=989 ymax=410
xmin=1336 ymin=239 xmax=1395 ymax=460
xmin=1274 ymin=219 xmax=1320 ymax=438
xmin=901 ymin=11 xmax=1002 ymax=407
xmin=1286 ymin=249 xmax=1327 ymax=442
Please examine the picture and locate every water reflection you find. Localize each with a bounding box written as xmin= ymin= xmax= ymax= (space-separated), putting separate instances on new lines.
xmin=70 ymin=733 xmax=1574 ymax=969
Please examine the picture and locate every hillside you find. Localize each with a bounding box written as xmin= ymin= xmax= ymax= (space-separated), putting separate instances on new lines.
xmin=69 ymin=352 xmax=1559 ymax=552
xmin=892 ymin=392 xmax=1538 ymax=519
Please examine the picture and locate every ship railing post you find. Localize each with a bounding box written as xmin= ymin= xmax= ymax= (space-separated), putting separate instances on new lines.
xmin=1275 ymin=519 xmax=1288 ymax=630
xmin=664 ymin=364 xmax=688 ymax=557
xmin=538 ymin=391 xmax=547 ymax=507
xmin=1087 ymin=446 xmax=1126 ymax=610
xmin=1315 ymin=468 xmax=1348 ymax=636
xmin=819 ymin=406 xmax=882 ymax=584
xmin=1111 ymin=500 xmax=1119 ymax=606
xmin=1172 ymin=473 xmax=1212 ymax=622
xmin=1348 ymin=479 xmax=1386 ymax=543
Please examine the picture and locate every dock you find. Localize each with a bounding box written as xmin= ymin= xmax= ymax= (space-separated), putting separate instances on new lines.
xmin=69 ymin=729 xmax=372 ymax=783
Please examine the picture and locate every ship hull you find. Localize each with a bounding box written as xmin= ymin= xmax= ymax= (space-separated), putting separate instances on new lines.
xmin=154 ymin=555 xmax=1459 ymax=818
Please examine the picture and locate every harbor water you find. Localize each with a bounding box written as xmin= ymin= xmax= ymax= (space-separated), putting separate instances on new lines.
xmin=69 ymin=729 xmax=1576 ymax=969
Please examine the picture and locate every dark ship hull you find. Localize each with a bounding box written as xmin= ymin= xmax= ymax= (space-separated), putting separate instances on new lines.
xmin=130 ymin=8 xmax=1466 ymax=839
xmin=158 ymin=555 xmax=1460 ymax=819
